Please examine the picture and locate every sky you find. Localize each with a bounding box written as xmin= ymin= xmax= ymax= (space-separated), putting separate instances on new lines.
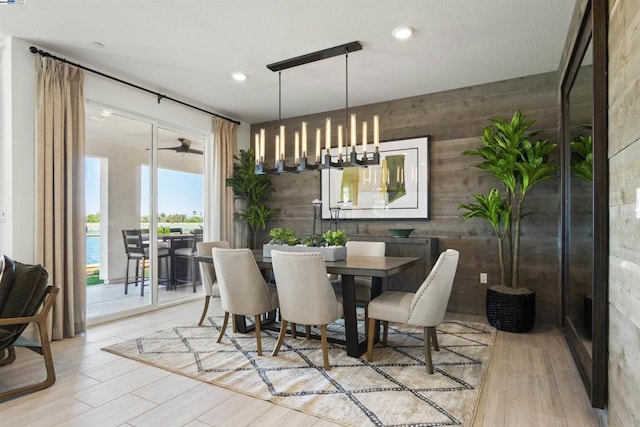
xmin=85 ymin=157 xmax=203 ymax=216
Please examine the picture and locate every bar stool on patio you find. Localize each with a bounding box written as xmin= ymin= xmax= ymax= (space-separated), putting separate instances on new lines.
xmin=122 ymin=229 xmax=171 ymax=296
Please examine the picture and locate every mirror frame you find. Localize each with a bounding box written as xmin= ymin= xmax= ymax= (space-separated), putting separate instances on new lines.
xmin=560 ymin=0 xmax=608 ymax=409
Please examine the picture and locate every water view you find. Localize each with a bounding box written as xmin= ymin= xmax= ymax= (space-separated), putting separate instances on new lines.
xmin=86 ymin=233 xmax=100 ymax=265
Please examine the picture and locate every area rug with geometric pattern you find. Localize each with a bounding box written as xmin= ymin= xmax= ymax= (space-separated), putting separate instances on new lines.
xmin=102 ymin=306 xmax=495 ymax=427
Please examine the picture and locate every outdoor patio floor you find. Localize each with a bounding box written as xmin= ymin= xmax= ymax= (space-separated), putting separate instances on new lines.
xmin=87 ymin=280 xmax=201 ymax=319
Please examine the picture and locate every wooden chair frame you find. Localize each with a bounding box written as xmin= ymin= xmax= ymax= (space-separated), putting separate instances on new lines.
xmin=0 ymin=286 xmax=59 ymax=401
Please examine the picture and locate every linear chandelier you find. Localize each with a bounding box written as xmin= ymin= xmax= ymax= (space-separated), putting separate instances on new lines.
xmin=255 ymin=41 xmax=380 ymax=175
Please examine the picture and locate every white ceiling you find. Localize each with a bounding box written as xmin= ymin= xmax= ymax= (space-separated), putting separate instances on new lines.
xmin=0 ymin=0 xmax=576 ymax=124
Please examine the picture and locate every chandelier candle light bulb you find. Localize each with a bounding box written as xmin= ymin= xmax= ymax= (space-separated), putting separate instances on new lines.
xmin=255 ymin=133 xmax=260 ymax=165
xmin=301 ymin=122 xmax=307 ymax=158
xmin=275 ymin=135 xmax=280 ymax=163
xmin=338 ymin=125 xmax=343 ymax=160
xmin=350 ymin=114 xmax=357 ymax=150
xmin=316 ymin=128 xmax=321 ymax=162
xmin=260 ymin=129 xmax=266 ymax=163
xmin=362 ymin=121 xmax=368 ymax=153
xmin=295 ymin=131 xmax=300 ymax=164
xmin=279 ymin=126 xmax=285 ymax=160
xmin=325 ymin=118 xmax=331 ymax=153
xmin=374 ymin=115 xmax=379 ymax=148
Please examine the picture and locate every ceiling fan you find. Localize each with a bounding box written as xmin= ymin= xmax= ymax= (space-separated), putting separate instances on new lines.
xmin=157 ymin=138 xmax=203 ymax=155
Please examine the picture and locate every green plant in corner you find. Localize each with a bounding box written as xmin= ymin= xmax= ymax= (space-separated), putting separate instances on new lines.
xmin=227 ymin=148 xmax=276 ymax=249
xmin=458 ymin=110 xmax=558 ymax=289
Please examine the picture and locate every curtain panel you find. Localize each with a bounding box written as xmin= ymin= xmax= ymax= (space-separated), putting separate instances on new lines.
xmin=35 ymin=56 xmax=86 ymax=339
xmin=211 ymin=117 xmax=237 ymax=247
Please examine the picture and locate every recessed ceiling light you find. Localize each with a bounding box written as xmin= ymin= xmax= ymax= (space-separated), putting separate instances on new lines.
xmin=231 ymin=72 xmax=247 ymax=82
xmin=392 ymin=26 xmax=415 ymax=40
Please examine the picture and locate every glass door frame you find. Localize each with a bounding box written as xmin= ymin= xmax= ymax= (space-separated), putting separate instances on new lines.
xmin=86 ymin=100 xmax=213 ymax=325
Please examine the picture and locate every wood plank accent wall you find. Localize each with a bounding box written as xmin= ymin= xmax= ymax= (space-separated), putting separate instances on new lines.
xmin=251 ymin=71 xmax=561 ymax=324
xmin=607 ymin=0 xmax=640 ymax=424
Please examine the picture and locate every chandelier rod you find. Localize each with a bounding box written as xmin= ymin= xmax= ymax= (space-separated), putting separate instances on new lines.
xmin=279 ymin=71 xmax=282 ymax=124
xmin=345 ymin=50 xmax=349 ymax=150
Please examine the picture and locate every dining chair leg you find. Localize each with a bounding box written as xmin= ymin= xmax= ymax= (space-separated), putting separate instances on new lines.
xmin=291 ymin=322 xmax=297 ymax=338
xmin=429 ymin=327 xmax=439 ymax=351
xmin=424 ymin=326 xmax=434 ymax=374
xmin=272 ymin=319 xmax=288 ymax=356
xmin=366 ymin=317 xmax=376 ymax=362
xmin=254 ymin=315 xmax=263 ymax=356
xmin=191 ymin=257 xmax=197 ymax=293
xmin=198 ymin=296 xmax=211 ymax=326
xmin=141 ymin=258 xmax=146 ymax=297
xmin=320 ymin=325 xmax=330 ymax=370
xmin=364 ymin=305 xmax=369 ymax=339
xmin=305 ymin=325 xmax=311 ymax=339
xmin=134 ymin=259 xmax=140 ymax=287
xmin=217 ymin=312 xmax=230 ymax=343
xmin=382 ymin=321 xmax=389 ymax=345
xmin=232 ymin=316 xmax=238 ymax=333
xmin=124 ymin=259 xmax=130 ymax=294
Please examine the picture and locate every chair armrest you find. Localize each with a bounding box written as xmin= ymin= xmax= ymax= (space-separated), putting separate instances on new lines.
xmin=0 ymin=286 xmax=58 ymax=327
xmin=0 ymin=316 xmax=38 ymax=326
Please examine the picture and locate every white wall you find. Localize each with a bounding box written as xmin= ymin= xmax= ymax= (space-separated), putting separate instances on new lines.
xmin=0 ymin=36 xmax=12 ymax=255
xmin=0 ymin=37 xmax=250 ymax=262
xmin=0 ymin=38 xmax=36 ymax=262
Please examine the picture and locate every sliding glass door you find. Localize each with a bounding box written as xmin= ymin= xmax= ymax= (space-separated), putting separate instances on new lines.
xmin=85 ymin=105 xmax=207 ymax=322
xmin=154 ymin=127 xmax=204 ymax=302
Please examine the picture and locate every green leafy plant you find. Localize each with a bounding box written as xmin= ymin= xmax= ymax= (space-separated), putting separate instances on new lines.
xmin=267 ymin=228 xmax=347 ymax=247
xmin=458 ymin=110 xmax=557 ymax=288
xmin=303 ymin=234 xmax=325 ymax=247
xmin=227 ymin=148 xmax=276 ymax=249
xmin=322 ymin=230 xmax=348 ymax=247
xmin=570 ymin=134 xmax=593 ymax=183
xmin=268 ymin=227 xmax=300 ymax=246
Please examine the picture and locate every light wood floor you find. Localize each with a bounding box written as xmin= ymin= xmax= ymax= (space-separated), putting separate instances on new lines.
xmin=0 ymin=300 xmax=602 ymax=426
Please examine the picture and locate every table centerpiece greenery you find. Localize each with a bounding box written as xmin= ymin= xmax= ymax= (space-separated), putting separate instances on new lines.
xmin=264 ymin=228 xmax=348 ymax=260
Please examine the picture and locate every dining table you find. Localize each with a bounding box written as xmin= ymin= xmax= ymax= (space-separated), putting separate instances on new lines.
xmin=195 ymin=250 xmax=421 ymax=358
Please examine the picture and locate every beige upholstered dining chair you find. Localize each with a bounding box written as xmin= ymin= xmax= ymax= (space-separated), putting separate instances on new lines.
xmin=366 ymin=249 xmax=459 ymax=374
xmin=196 ymin=241 xmax=230 ymax=326
xmin=333 ymin=241 xmax=385 ymax=332
xmin=270 ymin=250 xmax=344 ymax=370
xmin=211 ymin=248 xmax=279 ymax=356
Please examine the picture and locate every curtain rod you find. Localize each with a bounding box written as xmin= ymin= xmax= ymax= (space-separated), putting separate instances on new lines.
xmin=29 ymin=46 xmax=241 ymax=126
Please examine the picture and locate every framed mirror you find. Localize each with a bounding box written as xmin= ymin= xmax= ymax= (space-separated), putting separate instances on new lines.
xmin=560 ymin=0 xmax=607 ymax=408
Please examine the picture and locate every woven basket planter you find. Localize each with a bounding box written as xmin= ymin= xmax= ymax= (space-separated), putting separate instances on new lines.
xmin=486 ymin=286 xmax=536 ymax=333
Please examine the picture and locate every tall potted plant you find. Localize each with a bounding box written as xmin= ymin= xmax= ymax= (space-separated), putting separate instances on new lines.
xmin=458 ymin=110 xmax=557 ymax=332
xmin=226 ymin=148 xmax=276 ymax=249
